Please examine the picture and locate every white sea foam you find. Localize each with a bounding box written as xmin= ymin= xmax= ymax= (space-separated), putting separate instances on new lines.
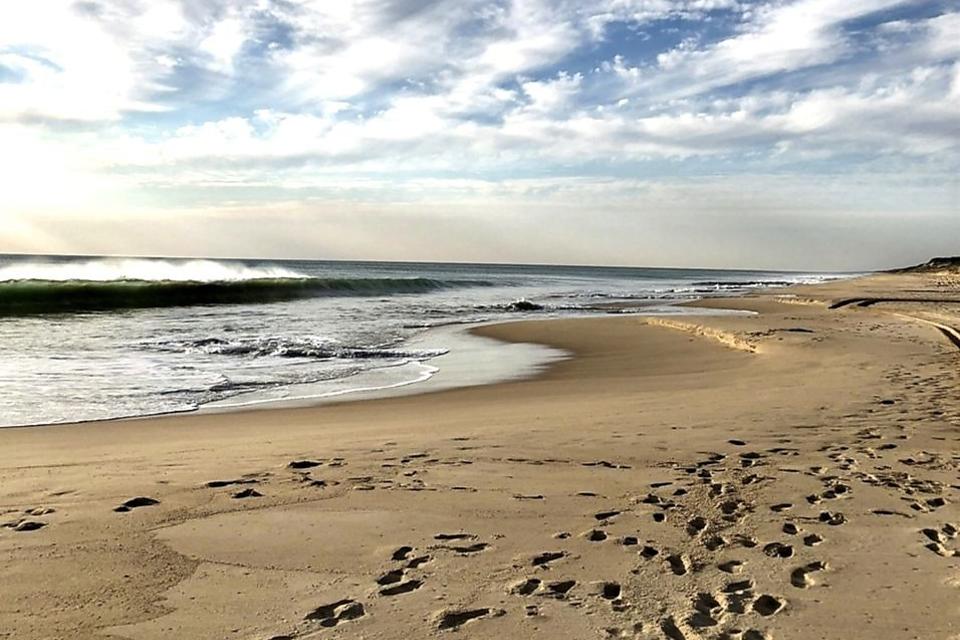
xmin=0 ymin=258 xmax=306 ymax=283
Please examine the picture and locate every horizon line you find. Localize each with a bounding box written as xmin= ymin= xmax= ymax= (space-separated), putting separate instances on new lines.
xmin=0 ymin=250 xmax=875 ymax=275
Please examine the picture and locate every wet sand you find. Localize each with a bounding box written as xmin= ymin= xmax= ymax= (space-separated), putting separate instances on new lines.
xmin=1 ymin=270 xmax=958 ymax=640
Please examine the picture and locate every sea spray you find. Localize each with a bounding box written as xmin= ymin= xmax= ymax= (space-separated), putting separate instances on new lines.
xmin=0 ymin=258 xmax=306 ymax=283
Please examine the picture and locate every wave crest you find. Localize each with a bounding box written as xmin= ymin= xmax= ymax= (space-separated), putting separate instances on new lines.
xmin=0 ymin=275 xmax=492 ymax=315
xmin=0 ymin=258 xmax=307 ymax=283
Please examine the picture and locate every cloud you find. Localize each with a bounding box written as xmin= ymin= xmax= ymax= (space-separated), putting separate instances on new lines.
xmin=612 ymin=0 xmax=928 ymax=99
xmin=0 ymin=1 xmax=957 ymax=267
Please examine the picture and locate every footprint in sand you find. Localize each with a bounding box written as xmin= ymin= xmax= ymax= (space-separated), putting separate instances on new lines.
xmin=718 ymin=560 xmax=743 ymax=574
xmin=723 ymin=579 xmax=754 ymax=594
xmin=288 ymin=460 xmax=322 ymax=469
xmin=304 ymin=599 xmax=365 ymax=628
xmin=531 ymin=551 xmax=566 ymax=567
xmin=688 ymin=591 xmax=725 ymax=628
xmin=435 ymin=608 xmax=504 ymax=631
xmin=598 ymin=581 xmax=621 ymax=600
xmin=922 ymin=525 xmax=960 ymax=557
xmin=546 ymin=580 xmax=577 ymax=598
xmin=113 ymin=497 xmax=159 ymax=513
xmin=762 ymin=542 xmax=794 ymax=559
xmin=803 ymin=533 xmax=824 ymax=546
xmin=722 ymin=579 xmax=756 ymax=615
xmin=659 ymin=615 xmax=689 ymax=640
xmin=595 ymin=510 xmax=622 ymax=521
xmin=640 ymin=493 xmax=666 ymax=506
xmin=509 ymin=578 xmax=542 ymax=596
xmin=752 ymin=594 xmax=786 ymax=616
xmin=790 ymin=561 xmax=828 ymax=588
xmin=205 ymin=478 xmax=259 ymax=488
xmin=666 ymin=554 xmax=690 ymax=576
xmin=925 ymin=542 xmax=959 ymax=557
xmin=719 ymin=499 xmax=745 ymax=517
xmin=442 ymin=542 xmax=489 ymax=554
xmin=871 ymin=509 xmax=912 ymax=518
xmin=733 ymin=534 xmax=759 ymax=548
xmin=391 ymin=546 xmax=414 ymax=561
xmin=716 ymin=628 xmax=772 ymax=640
xmin=704 ymin=535 xmax=727 ymax=551
xmin=739 ymin=452 xmax=765 ymax=468
xmin=583 ymin=460 xmax=631 ymax=469
xmin=380 ymin=579 xmax=423 ymax=596
xmin=434 ymin=532 xmax=475 ymax=540
xmin=377 ymin=569 xmax=404 ymax=586
xmin=686 ymin=516 xmax=708 ymax=536
xmin=782 ymin=522 xmax=799 ymax=535
xmin=406 ymin=555 xmax=430 ymax=569
xmin=818 ymin=511 xmax=846 ymax=526
xmin=433 ymin=532 xmax=487 ymax=553
xmin=821 ymin=483 xmax=851 ymax=500
xmin=921 ymin=528 xmax=949 ymax=544
xmin=710 ymin=483 xmax=730 ymax=498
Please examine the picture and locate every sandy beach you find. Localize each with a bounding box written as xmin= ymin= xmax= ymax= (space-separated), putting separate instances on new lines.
xmin=2 ymin=269 xmax=958 ymax=640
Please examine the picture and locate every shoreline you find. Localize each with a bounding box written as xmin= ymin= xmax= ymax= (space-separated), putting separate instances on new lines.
xmin=1 ymin=270 xmax=958 ymax=640
xmin=0 ymin=301 xmax=755 ymax=431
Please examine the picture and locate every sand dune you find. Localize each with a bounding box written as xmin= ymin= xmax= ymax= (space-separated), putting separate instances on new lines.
xmin=1 ymin=271 xmax=958 ymax=640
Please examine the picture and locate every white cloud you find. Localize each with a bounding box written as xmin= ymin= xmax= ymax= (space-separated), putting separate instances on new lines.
xmin=199 ymin=16 xmax=247 ymax=73
xmin=521 ymin=72 xmax=583 ymax=113
xmin=111 ymin=59 xmax=953 ymax=172
xmin=621 ymin=0 xmax=918 ymax=99
xmin=926 ymin=12 xmax=960 ymax=58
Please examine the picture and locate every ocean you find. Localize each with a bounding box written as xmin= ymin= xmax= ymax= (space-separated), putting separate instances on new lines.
xmin=0 ymin=254 xmax=850 ymax=427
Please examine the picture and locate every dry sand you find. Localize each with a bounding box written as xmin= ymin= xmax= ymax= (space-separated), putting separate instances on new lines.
xmin=1 ymin=270 xmax=958 ymax=640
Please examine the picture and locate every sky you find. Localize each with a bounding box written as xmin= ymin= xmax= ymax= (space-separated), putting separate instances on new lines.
xmin=0 ymin=0 xmax=958 ymax=270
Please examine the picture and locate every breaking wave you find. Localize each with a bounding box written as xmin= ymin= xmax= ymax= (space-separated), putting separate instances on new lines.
xmin=0 ymin=259 xmax=492 ymax=315
xmin=0 ymin=258 xmax=304 ymax=283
